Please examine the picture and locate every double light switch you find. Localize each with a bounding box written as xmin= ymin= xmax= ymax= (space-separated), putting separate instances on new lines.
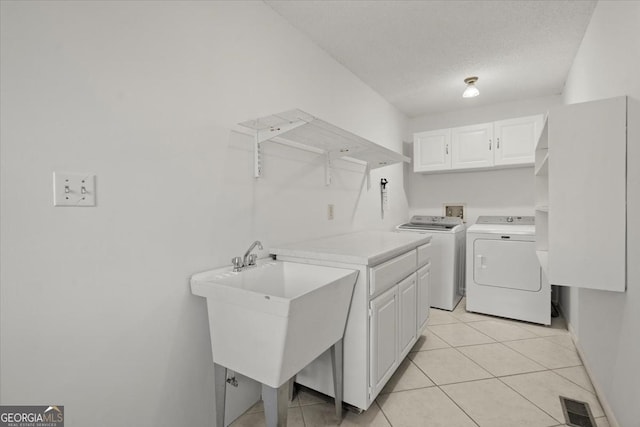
xmin=53 ymin=172 xmax=96 ymax=207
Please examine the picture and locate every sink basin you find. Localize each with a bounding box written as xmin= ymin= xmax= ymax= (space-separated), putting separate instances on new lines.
xmin=191 ymin=260 xmax=358 ymax=388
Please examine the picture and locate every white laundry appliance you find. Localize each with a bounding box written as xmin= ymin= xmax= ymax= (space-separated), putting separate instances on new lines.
xmin=396 ymin=216 xmax=465 ymax=311
xmin=466 ymin=216 xmax=550 ymax=325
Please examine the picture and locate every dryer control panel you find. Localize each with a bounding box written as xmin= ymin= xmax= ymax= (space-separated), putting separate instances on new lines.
xmin=476 ymin=216 xmax=534 ymax=225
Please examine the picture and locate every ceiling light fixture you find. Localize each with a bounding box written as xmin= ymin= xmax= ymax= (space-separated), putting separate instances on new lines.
xmin=462 ymin=76 xmax=479 ymax=98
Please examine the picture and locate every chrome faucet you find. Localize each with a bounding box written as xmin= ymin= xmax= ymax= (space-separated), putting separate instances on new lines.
xmin=231 ymin=240 xmax=264 ymax=272
xmin=243 ymin=240 xmax=263 ymax=267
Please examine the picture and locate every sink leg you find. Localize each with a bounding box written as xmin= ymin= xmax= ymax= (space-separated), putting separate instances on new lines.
xmin=262 ymin=381 xmax=289 ymax=427
xmin=288 ymin=376 xmax=296 ymax=403
xmin=330 ymin=338 xmax=344 ymax=421
xmin=214 ymin=363 xmax=227 ymax=427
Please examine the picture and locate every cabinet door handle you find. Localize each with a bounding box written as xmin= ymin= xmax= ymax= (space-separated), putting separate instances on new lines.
xmin=489 ymin=139 xmax=492 ymax=150
xmin=497 ymin=137 xmax=500 ymax=149
xmin=446 ymin=144 xmax=449 ymax=155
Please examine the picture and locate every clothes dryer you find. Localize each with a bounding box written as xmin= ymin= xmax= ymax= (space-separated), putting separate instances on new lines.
xmin=466 ymin=216 xmax=550 ymax=325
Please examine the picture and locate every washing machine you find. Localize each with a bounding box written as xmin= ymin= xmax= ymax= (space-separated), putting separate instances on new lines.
xmin=466 ymin=216 xmax=550 ymax=325
xmin=396 ymin=215 xmax=465 ymax=311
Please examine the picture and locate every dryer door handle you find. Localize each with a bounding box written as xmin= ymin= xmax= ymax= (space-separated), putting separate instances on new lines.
xmin=476 ymin=254 xmax=486 ymax=269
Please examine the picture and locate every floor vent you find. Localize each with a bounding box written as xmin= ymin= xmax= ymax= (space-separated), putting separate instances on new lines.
xmin=560 ymin=396 xmax=596 ymax=427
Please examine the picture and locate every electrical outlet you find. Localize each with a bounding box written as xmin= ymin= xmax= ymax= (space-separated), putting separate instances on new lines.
xmin=53 ymin=172 xmax=96 ymax=207
xmin=328 ymin=204 xmax=335 ymax=220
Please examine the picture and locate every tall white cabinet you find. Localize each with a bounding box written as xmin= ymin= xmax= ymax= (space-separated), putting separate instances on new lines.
xmin=535 ymin=96 xmax=627 ymax=292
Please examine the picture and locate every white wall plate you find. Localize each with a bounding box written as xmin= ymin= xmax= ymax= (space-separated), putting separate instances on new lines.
xmin=53 ymin=172 xmax=96 ymax=207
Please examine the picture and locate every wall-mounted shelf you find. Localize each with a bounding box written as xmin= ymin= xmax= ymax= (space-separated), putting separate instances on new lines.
xmin=238 ymin=109 xmax=409 ymax=185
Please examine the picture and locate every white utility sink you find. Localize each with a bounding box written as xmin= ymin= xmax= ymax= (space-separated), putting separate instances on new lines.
xmin=191 ymin=259 xmax=358 ymax=388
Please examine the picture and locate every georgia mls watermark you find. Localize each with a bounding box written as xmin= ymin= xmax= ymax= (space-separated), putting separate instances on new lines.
xmin=0 ymin=405 xmax=64 ymax=427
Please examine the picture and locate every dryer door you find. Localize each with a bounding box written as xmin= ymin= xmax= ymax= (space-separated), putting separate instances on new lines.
xmin=473 ymin=238 xmax=540 ymax=291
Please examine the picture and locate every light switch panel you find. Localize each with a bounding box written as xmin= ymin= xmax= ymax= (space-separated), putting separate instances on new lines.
xmin=53 ymin=172 xmax=96 ymax=207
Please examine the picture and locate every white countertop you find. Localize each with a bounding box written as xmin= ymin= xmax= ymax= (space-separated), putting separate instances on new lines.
xmin=270 ymin=230 xmax=431 ymax=266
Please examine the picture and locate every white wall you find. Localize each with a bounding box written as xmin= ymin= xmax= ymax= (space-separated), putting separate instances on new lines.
xmin=0 ymin=2 xmax=407 ymax=426
xmin=406 ymin=96 xmax=561 ymax=224
xmin=560 ymin=2 xmax=640 ymax=426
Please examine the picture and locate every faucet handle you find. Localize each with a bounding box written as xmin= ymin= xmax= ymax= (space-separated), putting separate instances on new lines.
xmin=248 ymin=253 xmax=257 ymax=266
xmin=231 ymin=256 xmax=243 ymax=271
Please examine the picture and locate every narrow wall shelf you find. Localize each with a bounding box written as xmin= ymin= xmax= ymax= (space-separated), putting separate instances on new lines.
xmin=238 ymin=109 xmax=409 ymax=185
xmin=534 ymin=152 xmax=549 ymax=176
xmin=536 ymin=250 xmax=549 ymax=274
xmin=535 ymin=116 xmax=548 ymax=150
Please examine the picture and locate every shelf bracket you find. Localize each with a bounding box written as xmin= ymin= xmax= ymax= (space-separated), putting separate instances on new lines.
xmin=365 ymin=163 xmax=371 ymax=190
xmin=325 ymin=152 xmax=332 ymax=186
xmin=254 ymin=133 xmax=262 ymax=178
xmin=254 ymin=119 xmax=307 ymax=179
xmin=256 ymin=120 xmax=307 ymax=144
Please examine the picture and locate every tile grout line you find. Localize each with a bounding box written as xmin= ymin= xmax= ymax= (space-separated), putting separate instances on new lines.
xmin=551 ymin=367 xmax=602 ymax=395
xmin=496 ymin=372 xmax=566 ymax=425
xmin=403 ymin=353 xmax=490 ymax=426
xmin=407 ymin=357 xmax=438 ymax=386
xmin=499 ymin=337 xmax=582 ymax=371
xmin=372 ymin=399 xmax=394 ymax=427
xmin=436 ymin=384 xmax=481 ymax=427
xmin=488 ymin=313 xmax=596 ymax=425
xmin=427 ymin=308 xmax=579 ymax=426
xmin=426 ymin=321 xmax=497 ymax=347
xmin=464 ymin=318 xmax=539 ymax=341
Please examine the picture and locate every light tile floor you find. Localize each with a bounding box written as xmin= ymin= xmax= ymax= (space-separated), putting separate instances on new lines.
xmin=231 ymin=298 xmax=608 ymax=427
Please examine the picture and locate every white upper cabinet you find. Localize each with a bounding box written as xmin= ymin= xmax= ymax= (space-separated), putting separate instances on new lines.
xmin=413 ymin=129 xmax=451 ymax=172
xmin=413 ymin=114 xmax=543 ymax=173
xmin=546 ymin=96 xmax=626 ymax=292
xmin=494 ymin=115 xmax=544 ymax=166
xmin=451 ymin=122 xmax=494 ymax=169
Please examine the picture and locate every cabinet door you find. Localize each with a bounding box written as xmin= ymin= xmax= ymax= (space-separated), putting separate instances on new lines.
xmin=413 ymin=129 xmax=451 ymax=172
xmin=369 ymin=286 xmax=398 ymax=398
xmin=451 ymin=123 xmax=494 ymax=169
xmin=398 ymin=274 xmax=417 ymax=360
xmin=548 ymin=97 xmax=626 ymax=292
xmin=473 ymin=239 xmax=541 ymax=291
xmin=494 ymin=115 xmax=543 ymax=166
xmin=416 ymin=263 xmax=431 ymax=333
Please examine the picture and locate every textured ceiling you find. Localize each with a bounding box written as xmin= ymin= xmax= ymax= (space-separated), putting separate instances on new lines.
xmin=266 ymin=0 xmax=597 ymax=117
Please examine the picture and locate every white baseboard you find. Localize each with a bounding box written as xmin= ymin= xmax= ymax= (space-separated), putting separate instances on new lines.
xmin=562 ymin=310 xmax=620 ymax=427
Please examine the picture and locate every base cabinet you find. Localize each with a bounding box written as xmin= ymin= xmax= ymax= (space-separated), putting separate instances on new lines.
xmin=398 ymin=274 xmax=418 ymax=360
xmin=416 ymin=263 xmax=431 ymax=331
xmin=277 ymin=240 xmax=432 ymax=411
xmin=369 ymin=286 xmax=399 ymax=398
